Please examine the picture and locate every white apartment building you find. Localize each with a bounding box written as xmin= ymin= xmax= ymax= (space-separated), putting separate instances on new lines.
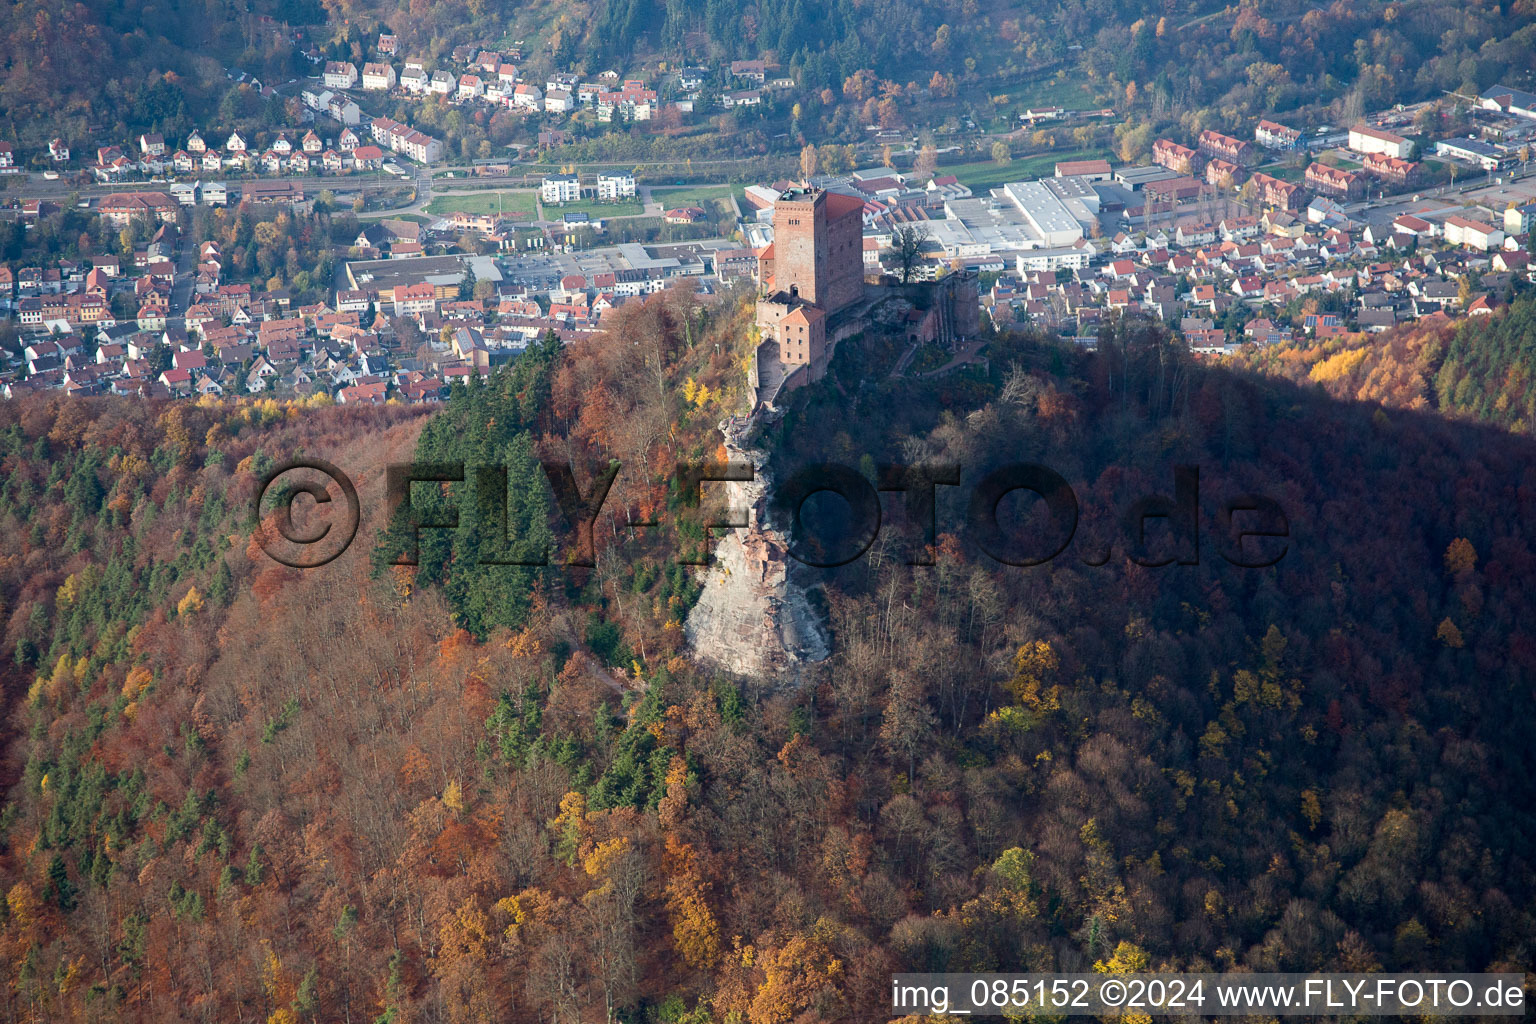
xmin=541 ymin=174 xmax=580 ymax=204
xmin=596 ymin=173 xmax=636 ymax=200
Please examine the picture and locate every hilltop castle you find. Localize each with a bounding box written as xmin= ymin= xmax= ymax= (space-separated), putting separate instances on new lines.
xmin=752 ymin=184 xmax=979 ymax=402
xmin=753 ymin=186 xmax=867 ymax=386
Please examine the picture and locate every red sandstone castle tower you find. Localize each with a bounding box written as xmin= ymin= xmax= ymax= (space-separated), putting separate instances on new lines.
xmin=755 ymin=186 xmax=866 ymax=385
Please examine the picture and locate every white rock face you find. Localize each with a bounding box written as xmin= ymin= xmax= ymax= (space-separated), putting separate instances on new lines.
xmin=683 ymin=419 xmax=830 ymax=678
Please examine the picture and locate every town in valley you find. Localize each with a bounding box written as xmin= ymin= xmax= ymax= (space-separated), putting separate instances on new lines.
xmin=2 ymin=35 xmax=1534 ymax=403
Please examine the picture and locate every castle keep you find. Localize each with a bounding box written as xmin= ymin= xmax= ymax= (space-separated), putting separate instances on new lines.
xmin=754 ymin=187 xmax=867 ymax=385
xmin=752 ymin=184 xmax=979 ymax=402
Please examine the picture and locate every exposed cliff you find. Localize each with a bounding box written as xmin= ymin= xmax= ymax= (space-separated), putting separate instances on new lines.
xmin=683 ymin=416 xmax=830 ymax=679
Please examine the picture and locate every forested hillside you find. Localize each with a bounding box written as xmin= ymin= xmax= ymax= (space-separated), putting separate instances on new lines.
xmin=1235 ymin=293 xmax=1536 ymax=434
xmin=1 ymin=295 xmax=1534 ymax=1021
xmin=9 ymin=0 xmax=1536 ymax=152
xmin=0 ymin=0 xmax=315 ymax=148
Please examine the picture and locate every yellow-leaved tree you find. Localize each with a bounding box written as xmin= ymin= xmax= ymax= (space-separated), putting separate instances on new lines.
xmin=177 ymin=585 xmax=204 ymax=617
xmin=1007 ymin=640 xmax=1060 ymax=715
xmin=1094 ymin=941 xmax=1153 ymax=1024
xmin=1444 ymin=537 xmax=1477 ymax=577
xmin=663 ymin=835 xmax=720 ymax=968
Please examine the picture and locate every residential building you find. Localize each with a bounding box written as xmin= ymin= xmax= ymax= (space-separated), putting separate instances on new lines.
xmin=1505 ymin=202 xmax=1536 ymax=236
xmin=1250 ymin=172 xmax=1307 ymax=212
xmin=1255 ymin=120 xmax=1303 ymax=151
xmin=327 ymin=95 xmax=362 ymax=125
xmin=1153 ymin=139 xmax=1201 ymax=175
xmin=361 ymin=62 xmax=396 ymax=90
xmin=396 ymin=129 xmax=442 ymax=163
xmin=393 ymin=281 xmax=441 ymax=315
xmin=1198 ymin=129 xmax=1256 ymax=167
xmin=730 ymin=60 xmax=767 ymax=83
xmin=400 ymin=66 xmax=428 ymax=93
xmin=1348 ymin=124 xmax=1412 ymax=159
xmin=541 ymin=174 xmax=580 ymax=204
xmin=323 ymin=61 xmax=359 ymax=90
xmin=1443 ymin=215 xmax=1504 ymax=251
xmin=367 ymin=117 xmax=442 ymax=163
xmin=1305 ymin=162 xmax=1365 ymax=200
xmin=1205 ymin=158 xmax=1246 ymax=188
xmin=1362 ymin=153 xmax=1419 ymax=186
xmin=596 ymin=173 xmax=635 ymax=200
xmin=596 ymin=84 xmax=657 ymax=121
xmin=447 ymin=211 xmax=516 ymax=235
xmin=97 ymin=191 xmax=180 ymax=226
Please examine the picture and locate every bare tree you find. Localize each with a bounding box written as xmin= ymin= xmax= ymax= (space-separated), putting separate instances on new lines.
xmin=999 ymin=363 xmax=1041 ymax=410
xmin=887 ymin=224 xmax=930 ymax=284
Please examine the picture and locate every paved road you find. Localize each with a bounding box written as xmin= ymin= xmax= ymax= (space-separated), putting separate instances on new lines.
xmin=169 ymin=235 xmax=198 ymax=316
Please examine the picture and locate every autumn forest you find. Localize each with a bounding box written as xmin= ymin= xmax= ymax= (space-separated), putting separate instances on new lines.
xmin=1 ymin=289 xmax=1535 ymax=1022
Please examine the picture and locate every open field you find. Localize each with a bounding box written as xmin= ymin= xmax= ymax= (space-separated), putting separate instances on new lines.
xmin=424 ymin=190 xmax=538 ymax=216
xmin=651 ymin=184 xmax=742 ymax=208
xmin=545 ymin=198 xmax=646 ymax=218
xmin=1317 ymin=151 xmax=1362 ymax=169
xmin=943 ymin=148 xmax=1112 ymax=191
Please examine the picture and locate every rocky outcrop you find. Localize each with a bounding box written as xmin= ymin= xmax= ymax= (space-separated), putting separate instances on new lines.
xmin=683 ymin=417 xmax=830 ymax=679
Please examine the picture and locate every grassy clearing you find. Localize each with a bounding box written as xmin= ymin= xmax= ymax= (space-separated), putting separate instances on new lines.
xmin=943 ymin=148 xmax=1112 ymax=191
xmin=1000 ymin=76 xmax=1105 ymax=112
xmin=1261 ymin=163 xmax=1306 ymax=182
xmin=651 ymin=184 xmax=742 ymax=208
xmin=424 ymin=191 xmax=538 ymax=216
xmin=545 ymin=198 xmax=646 ymax=218
xmin=1317 ymin=152 xmax=1362 ymax=169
